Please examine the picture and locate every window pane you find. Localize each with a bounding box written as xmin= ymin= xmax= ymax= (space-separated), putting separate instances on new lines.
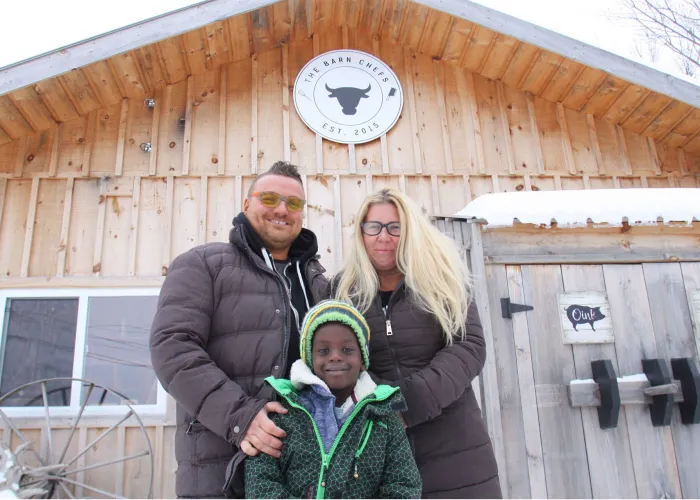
xmin=83 ymin=296 xmax=159 ymax=406
xmin=0 ymin=298 xmax=78 ymax=407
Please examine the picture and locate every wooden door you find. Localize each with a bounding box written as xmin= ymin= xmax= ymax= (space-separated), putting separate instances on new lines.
xmin=484 ymin=262 xmax=700 ymax=499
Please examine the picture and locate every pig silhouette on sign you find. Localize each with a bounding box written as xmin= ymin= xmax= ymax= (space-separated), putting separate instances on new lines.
xmin=566 ymin=304 xmax=606 ymax=331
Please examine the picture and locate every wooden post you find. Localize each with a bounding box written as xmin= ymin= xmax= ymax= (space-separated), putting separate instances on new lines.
xmin=20 ymin=177 xmax=40 ymax=277
xmin=183 ymin=76 xmax=194 ymax=176
xmin=218 ymin=68 xmax=227 ymax=175
xmin=468 ymin=222 xmax=508 ymax=495
xmin=115 ymin=99 xmax=129 ymax=177
xmin=251 ymin=56 xmax=259 ymax=175
xmin=127 ymin=176 xmax=141 ymax=276
xmin=149 ymin=87 xmax=163 ymax=176
xmin=403 ymin=47 xmax=422 ymax=173
xmin=56 ymin=177 xmax=75 ymax=277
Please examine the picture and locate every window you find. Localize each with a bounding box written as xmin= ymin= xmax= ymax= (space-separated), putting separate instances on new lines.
xmin=0 ymin=288 xmax=165 ymax=418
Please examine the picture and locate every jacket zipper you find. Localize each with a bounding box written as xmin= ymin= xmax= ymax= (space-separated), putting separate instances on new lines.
xmin=381 ymin=290 xmax=403 ymax=382
xmin=278 ymin=390 xmax=396 ymax=499
xmin=351 ymin=420 xmax=375 ymax=479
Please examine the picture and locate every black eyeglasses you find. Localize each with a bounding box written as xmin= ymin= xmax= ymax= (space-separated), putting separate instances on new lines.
xmin=360 ymin=221 xmax=401 ymax=237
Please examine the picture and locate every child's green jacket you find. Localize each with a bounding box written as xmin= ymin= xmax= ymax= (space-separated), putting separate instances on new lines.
xmin=243 ymin=376 xmax=422 ymax=499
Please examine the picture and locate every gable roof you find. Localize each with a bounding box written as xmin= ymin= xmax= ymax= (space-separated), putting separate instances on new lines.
xmin=1 ymin=0 xmax=699 ymax=154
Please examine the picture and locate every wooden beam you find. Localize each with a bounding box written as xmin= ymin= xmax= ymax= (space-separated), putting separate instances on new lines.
xmin=149 ymin=87 xmax=163 ymax=176
xmin=485 ymin=252 xmax=700 ymax=265
xmin=21 ymin=177 xmax=40 ymax=277
xmin=56 ymin=177 xmax=75 ymax=277
xmin=57 ymin=75 xmax=85 ymax=116
xmin=93 ymin=180 xmax=108 ymax=275
xmin=251 ymin=56 xmax=259 ymax=175
xmin=646 ymin=137 xmax=662 ymax=176
xmin=468 ymin=222 xmax=508 ymax=494
xmin=496 ymin=81 xmax=516 ymax=174
xmin=81 ymin=111 xmax=98 ymax=177
xmin=127 ymin=176 xmax=141 ymax=277
xmin=526 ymin=93 xmax=545 ymax=174
xmin=115 ymin=99 xmax=129 ymax=177
xmin=13 ymin=135 xmax=28 ymax=178
xmin=282 ymin=45 xmax=291 ymax=163
xmin=48 ymin=123 xmax=62 ymax=177
xmin=586 ymin=114 xmax=605 ymax=175
xmin=569 ymin=375 xmax=684 ymax=407
xmin=403 ymin=47 xmax=423 ymax=173
xmin=183 ymin=77 xmax=194 ymax=176
xmin=556 ymin=102 xmax=577 ymax=175
xmin=434 ymin=60 xmax=454 ymax=174
xmin=199 ymin=176 xmax=208 ymax=244
xmin=162 ymin=176 xmax=174 ymax=275
xmin=616 ymin=125 xmax=633 ymax=175
xmin=456 ymin=69 xmax=485 ymax=173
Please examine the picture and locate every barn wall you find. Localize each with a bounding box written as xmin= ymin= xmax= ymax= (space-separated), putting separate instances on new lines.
xmin=0 ymin=28 xmax=699 ymax=499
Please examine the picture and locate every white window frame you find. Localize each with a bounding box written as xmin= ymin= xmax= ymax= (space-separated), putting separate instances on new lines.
xmin=0 ymin=287 xmax=167 ymax=419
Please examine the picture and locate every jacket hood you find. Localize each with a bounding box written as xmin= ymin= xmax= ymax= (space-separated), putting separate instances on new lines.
xmin=230 ymin=212 xmax=319 ymax=263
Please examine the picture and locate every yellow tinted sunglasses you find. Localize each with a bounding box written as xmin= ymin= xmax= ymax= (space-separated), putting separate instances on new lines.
xmin=251 ymin=191 xmax=306 ymax=212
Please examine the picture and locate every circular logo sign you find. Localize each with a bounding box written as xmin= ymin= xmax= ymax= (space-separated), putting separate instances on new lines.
xmin=293 ymin=50 xmax=404 ymax=145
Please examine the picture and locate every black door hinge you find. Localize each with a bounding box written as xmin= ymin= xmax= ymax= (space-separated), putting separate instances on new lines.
xmin=501 ymin=297 xmax=534 ymax=319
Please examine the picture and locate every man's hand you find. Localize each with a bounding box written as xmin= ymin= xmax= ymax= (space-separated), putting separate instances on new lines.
xmin=240 ymin=401 xmax=288 ymax=458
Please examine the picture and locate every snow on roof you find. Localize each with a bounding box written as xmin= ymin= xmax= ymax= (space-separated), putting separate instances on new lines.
xmin=452 ymin=188 xmax=700 ymax=228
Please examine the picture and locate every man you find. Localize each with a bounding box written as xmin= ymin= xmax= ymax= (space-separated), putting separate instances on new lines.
xmin=150 ymin=161 xmax=328 ymax=498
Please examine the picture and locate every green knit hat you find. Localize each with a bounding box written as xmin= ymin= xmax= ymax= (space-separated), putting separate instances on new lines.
xmin=300 ymin=300 xmax=371 ymax=369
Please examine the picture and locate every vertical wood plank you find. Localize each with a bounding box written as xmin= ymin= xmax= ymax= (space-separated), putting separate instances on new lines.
xmin=556 ymin=102 xmax=577 ymax=175
xmin=603 ymin=265 xmax=681 ymax=498
xmin=56 ymin=177 xmax=74 ymax=277
xmin=234 ymin=175 xmax=243 ymax=215
xmin=333 ymin=174 xmax=342 ymax=270
xmin=613 ymin=175 xmax=621 ymax=189
xmin=82 ymin=110 xmax=98 ymax=177
xmin=301 ymin=174 xmax=308 ymax=227
xmin=149 ymin=87 xmax=162 ymax=176
xmin=75 ymin=427 xmax=88 ymax=498
xmin=162 ymin=176 xmax=174 ymax=275
xmin=457 ymin=69 xmax=485 ymax=174
xmin=554 ymin=174 xmax=563 ymax=190
xmin=127 ymin=176 xmax=141 ymax=276
xmin=115 ymin=99 xmax=129 ymax=177
xmin=154 ymin=425 xmax=165 ymax=500
xmin=616 ymin=125 xmax=633 ymax=175
xmin=93 ymin=180 xmax=107 ymax=275
xmin=183 ymin=77 xmax=194 ymax=176
xmin=48 ymin=123 xmax=62 ymax=177
xmin=398 ymin=174 xmax=406 ymax=194
xmin=313 ymin=34 xmax=324 ymax=175
xmin=644 ymin=263 xmax=700 ymax=498
xmin=199 ymin=176 xmax=208 ymax=244
xmin=0 ymin=178 xmax=6 ymax=232
xmin=561 ymin=265 xmax=637 ymax=498
xmin=365 ymin=173 xmax=373 ymax=195
xmin=282 ymin=45 xmax=291 ymax=163
xmin=13 ymin=136 xmax=28 ymax=178
xmin=640 ymin=175 xmax=649 ymax=188
xmin=523 ymin=173 xmax=532 ymax=191
xmin=583 ymin=175 xmax=591 ymax=189
xmin=496 ymin=81 xmax=516 ymax=175
xmin=526 ymin=93 xmax=545 ymax=174
xmin=680 ymin=263 xmax=700 ymax=366
xmin=468 ymin=222 xmax=508 ymax=495
xmin=251 ymin=56 xmax=259 ymax=175
xmin=678 ymin=149 xmax=689 ymax=176
xmin=218 ymin=70 xmax=227 ymax=175
xmin=491 ymin=174 xmax=500 ymax=193
xmin=434 ymin=60 xmax=453 ymax=174
xmin=521 ymin=264 xmax=592 ymax=497
xmin=374 ymin=38 xmax=390 ymax=174
xmin=463 ymin=174 xmax=473 ymax=202
xmin=586 ymin=114 xmax=605 ymax=175
xmin=430 ymin=174 xmax=440 ymax=214
xmin=403 ymin=47 xmax=422 ymax=173
xmin=647 ymin=136 xmax=662 ymax=176
xmin=115 ymin=426 xmax=126 ymax=497
xmin=349 ymin=143 xmax=357 ymax=175
xmin=506 ymin=265 xmax=547 ymax=499
xmin=20 ymin=177 xmax=40 ymax=277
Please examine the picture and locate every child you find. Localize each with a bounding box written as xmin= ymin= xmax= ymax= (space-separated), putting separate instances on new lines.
xmin=243 ymin=299 xmax=421 ymax=499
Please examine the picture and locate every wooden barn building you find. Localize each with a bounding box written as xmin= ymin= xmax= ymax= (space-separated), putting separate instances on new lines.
xmin=0 ymin=0 xmax=699 ymax=498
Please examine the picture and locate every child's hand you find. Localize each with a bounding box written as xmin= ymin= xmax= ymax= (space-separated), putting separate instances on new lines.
xmin=240 ymin=401 xmax=288 ymax=458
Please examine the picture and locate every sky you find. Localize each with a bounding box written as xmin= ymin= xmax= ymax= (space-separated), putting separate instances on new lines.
xmin=0 ymin=0 xmax=697 ymax=85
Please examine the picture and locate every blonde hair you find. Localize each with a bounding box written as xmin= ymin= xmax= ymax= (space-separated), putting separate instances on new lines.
xmin=334 ymin=188 xmax=472 ymax=344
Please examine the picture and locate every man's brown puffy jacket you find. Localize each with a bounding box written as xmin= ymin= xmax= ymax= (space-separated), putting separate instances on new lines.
xmin=150 ymin=217 xmax=327 ymax=498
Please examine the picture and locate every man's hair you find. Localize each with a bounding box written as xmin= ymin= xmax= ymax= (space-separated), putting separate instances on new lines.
xmin=247 ymin=161 xmax=304 ymax=195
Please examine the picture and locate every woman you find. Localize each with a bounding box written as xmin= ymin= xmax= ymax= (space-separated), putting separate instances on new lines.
xmin=329 ymin=188 xmax=501 ymax=498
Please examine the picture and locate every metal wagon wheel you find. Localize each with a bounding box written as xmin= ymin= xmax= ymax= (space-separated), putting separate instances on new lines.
xmin=0 ymin=377 xmax=154 ymax=499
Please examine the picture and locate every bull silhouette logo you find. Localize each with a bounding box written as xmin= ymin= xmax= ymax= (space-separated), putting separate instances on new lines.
xmin=325 ymin=83 xmax=372 ymax=115
xmin=566 ymin=304 xmax=606 ymax=331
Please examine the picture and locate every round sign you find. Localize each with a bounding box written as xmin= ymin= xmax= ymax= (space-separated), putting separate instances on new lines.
xmin=293 ymin=49 xmax=404 ymax=145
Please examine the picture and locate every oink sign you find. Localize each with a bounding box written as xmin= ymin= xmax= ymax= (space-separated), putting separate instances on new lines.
xmin=293 ymin=50 xmax=403 ymax=145
xmin=557 ymin=292 xmax=614 ymax=344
